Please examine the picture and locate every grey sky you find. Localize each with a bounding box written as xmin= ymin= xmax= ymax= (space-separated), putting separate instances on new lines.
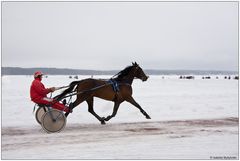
xmin=2 ymin=2 xmax=238 ymax=71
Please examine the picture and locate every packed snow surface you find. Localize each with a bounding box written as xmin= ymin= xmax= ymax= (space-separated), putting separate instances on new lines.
xmin=2 ymin=75 xmax=238 ymax=159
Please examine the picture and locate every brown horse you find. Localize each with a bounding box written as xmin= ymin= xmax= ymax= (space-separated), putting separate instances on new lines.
xmin=56 ymin=62 xmax=151 ymax=124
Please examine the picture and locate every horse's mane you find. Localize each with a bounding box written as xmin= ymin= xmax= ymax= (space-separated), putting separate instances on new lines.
xmin=114 ymin=65 xmax=134 ymax=79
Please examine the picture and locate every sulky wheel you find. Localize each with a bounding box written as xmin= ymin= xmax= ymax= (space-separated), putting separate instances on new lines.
xmin=41 ymin=109 xmax=66 ymax=133
xmin=35 ymin=106 xmax=48 ymax=125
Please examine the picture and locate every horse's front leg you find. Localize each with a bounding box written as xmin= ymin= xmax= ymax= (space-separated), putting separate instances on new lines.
xmin=104 ymin=102 xmax=120 ymax=121
xmin=126 ymin=96 xmax=151 ymax=119
xmin=86 ymin=97 xmax=106 ymax=125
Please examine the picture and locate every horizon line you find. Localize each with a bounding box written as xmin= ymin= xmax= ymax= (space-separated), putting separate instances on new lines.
xmin=1 ymin=66 xmax=238 ymax=72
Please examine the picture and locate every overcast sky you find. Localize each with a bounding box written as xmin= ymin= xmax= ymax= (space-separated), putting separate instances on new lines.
xmin=2 ymin=2 xmax=238 ymax=71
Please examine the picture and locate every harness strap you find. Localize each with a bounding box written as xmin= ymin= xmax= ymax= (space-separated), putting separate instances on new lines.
xmin=108 ymin=79 xmax=120 ymax=92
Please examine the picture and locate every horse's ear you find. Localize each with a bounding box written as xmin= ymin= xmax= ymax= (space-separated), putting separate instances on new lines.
xmin=132 ymin=62 xmax=135 ymax=66
xmin=134 ymin=62 xmax=138 ymax=66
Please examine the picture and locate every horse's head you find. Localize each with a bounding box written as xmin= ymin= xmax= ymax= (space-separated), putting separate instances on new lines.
xmin=132 ymin=62 xmax=149 ymax=81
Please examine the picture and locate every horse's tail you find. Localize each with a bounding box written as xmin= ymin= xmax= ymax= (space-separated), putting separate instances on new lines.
xmin=54 ymin=80 xmax=82 ymax=100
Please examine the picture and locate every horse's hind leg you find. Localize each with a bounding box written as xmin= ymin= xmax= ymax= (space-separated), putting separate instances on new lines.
xmin=65 ymin=93 xmax=89 ymax=117
xmin=86 ymin=97 xmax=106 ymax=125
xmin=104 ymin=102 xmax=120 ymax=122
xmin=126 ymin=96 xmax=151 ymax=119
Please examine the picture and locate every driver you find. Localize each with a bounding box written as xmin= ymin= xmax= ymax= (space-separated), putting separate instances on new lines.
xmin=30 ymin=71 xmax=72 ymax=113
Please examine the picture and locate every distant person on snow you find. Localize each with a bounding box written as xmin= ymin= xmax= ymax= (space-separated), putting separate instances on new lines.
xmin=30 ymin=71 xmax=72 ymax=113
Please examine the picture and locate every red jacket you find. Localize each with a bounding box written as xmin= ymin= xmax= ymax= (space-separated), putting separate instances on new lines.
xmin=30 ymin=78 xmax=51 ymax=102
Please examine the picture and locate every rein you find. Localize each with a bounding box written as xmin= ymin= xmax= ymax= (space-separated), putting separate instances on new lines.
xmin=60 ymin=83 xmax=110 ymax=98
xmin=55 ymin=85 xmax=70 ymax=90
xmin=56 ymin=77 xmax=136 ymax=92
xmin=59 ymin=81 xmax=132 ymax=100
xmin=55 ymin=66 xmax=140 ymax=100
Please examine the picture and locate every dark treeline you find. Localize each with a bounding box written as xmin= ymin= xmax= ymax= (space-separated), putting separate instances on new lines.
xmin=1 ymin=67 xmax=238 ymax=76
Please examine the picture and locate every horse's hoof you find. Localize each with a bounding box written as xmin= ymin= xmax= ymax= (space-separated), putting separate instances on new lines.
xmin=146 ymin=115 xmax=151 ymax=119
xmin=101 ymin=120 xmax=106 ymax=125
xmin=100 ymin=117 xmax=106 ymax=125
